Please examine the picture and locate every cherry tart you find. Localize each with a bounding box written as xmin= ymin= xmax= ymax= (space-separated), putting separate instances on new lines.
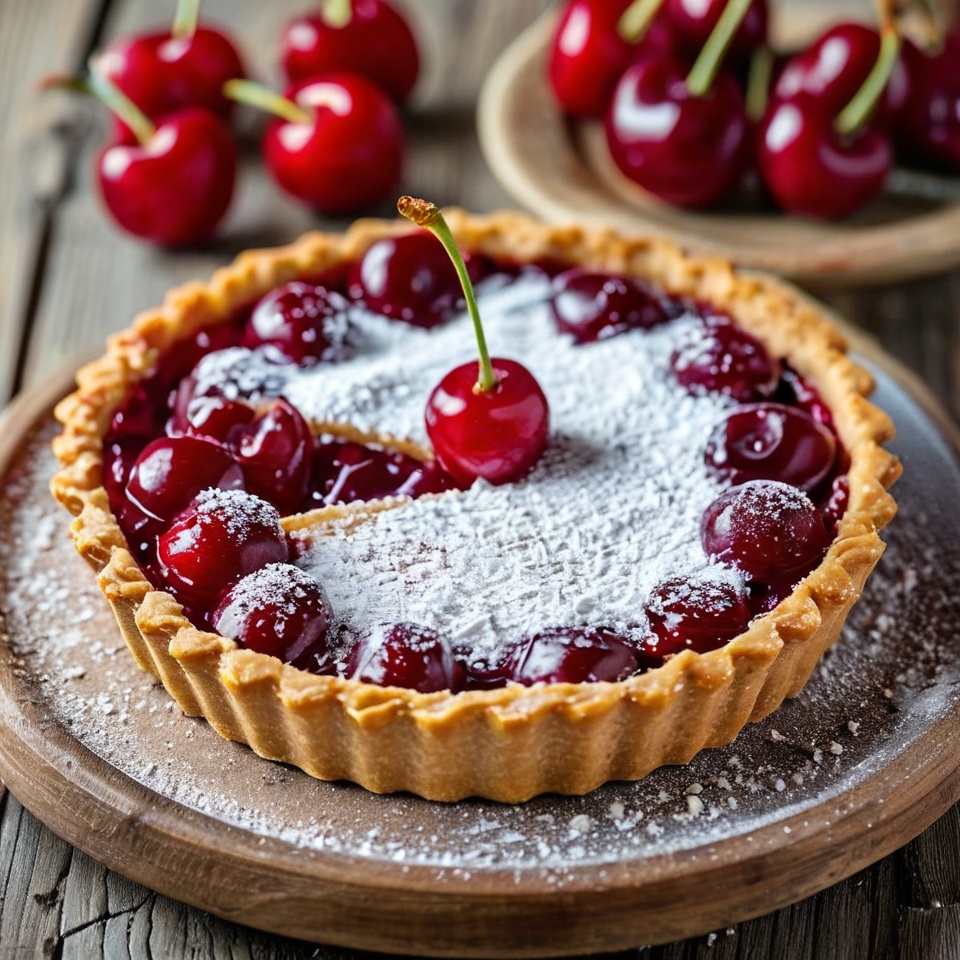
xmin=51 ymin=211 xmax=899 ymax=802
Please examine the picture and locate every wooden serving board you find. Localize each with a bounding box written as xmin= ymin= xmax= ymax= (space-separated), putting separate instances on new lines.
xmin=0 ymin=349 xmax=959 ymax=957
xmin=477 ymin=13 xmax=960 ymax=288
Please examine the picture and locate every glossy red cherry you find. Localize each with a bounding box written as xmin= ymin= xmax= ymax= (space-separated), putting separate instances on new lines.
xmin=280 ymin=0 xmax=420 ymax=105
xmin=311 ymin=440 xmax=456 ymax=505
xmin=244 ymin=75 xmax=403 ymax=214
xmin=229 ymin=399 xmax=316 ymax=513
xmin=346 ymin=622 xmax=466 ymax=692
xmin=168 ymin=394 xmax=256 ymax=444
xmin=98 ymin=106 xmax=236 ymax=246
xmin=666 ymin=0 xmax=767 ymax=62
xmin=244 ymin=282 xmax=355 ymax=366
xmin=213 ymin=563 xmax=334 ymax=670
xmin=671 ymin=314 xmax=780 ymax=401
xmin=348 ymin=232 xmax=462 ymax=327
xmin=510 ymin=626 xmax=641 ymax=685
xmin=819 ymin=474 xmax=850 ymax=534
xmin=547 ymin=0 xmax=679 ymax=118
xmin=605 ymin=55 xmax=749 ymax=207
xmin=893 ymin=28 xmax=960 ymax=171
xmin=700 ymin=479 xmax=831 ymax=582
xmin=124 ymin=436 xmax=244 ymax=526
xmin=551 ymin=268 xmax=672 ymax=342
xmin=644 ymin=573 xmax=752 ymax=657
xmin=157 ymin=489 xmax=289 ymax=604
xmin=705 ymin=402 xmax=837 ymax=491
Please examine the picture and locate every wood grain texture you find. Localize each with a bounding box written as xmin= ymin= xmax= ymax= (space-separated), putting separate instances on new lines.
xmin=0 ymin=0 xmax=959 ymax=957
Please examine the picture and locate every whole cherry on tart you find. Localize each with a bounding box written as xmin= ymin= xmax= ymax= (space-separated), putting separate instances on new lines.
xmin=157 ymin=488 xmax=289 ymax=605
xmin=48 ymin=71 xmax=236 ymax=245
xmin=243 ymin=281 xmax=355 ymax=365
xmin=225 ymin=76 xmax=403 ymax=214
xmin=700 ymin=479 xmax=831 ymax=582
xmin=95 ymin=0 xmax=244 ymax=133
xmin=280 ymin=0 xmax=420 ymax=106
xmin=346 ymin=622 xmax=466 ymax=692
xmin=757 ymin=24 xmax=900 ymax=219
xmin=397 ymin=196 xmax=550 ymax=487
xmin=604 ymin=0 xmax=753 ymax=207
xmin=509 ymin=626 xmax=643 ymax=684
xmin=213 ymin=563 xmax=335 ymax=670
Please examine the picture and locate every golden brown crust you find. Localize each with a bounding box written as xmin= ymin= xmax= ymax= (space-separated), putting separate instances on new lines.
xmin=50 ymin=210 xmax=900 ymax=802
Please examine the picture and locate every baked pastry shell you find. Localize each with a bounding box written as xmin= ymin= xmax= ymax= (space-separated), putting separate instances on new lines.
xmin=51 ymin=211 xmax=901 ymax=803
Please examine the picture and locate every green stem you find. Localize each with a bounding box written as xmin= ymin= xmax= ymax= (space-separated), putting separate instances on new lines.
xmin=617 ymin=0 xmax=666 ymax=43
xmin=223 ymin=79 xmax=311 ymax=124
xmin=744 ymin=43 xmax=773 ymax=123
xmin=320 ymin=0 xmax=352 ymax=28
xmin=397 ymin=197 xmax=497 ymax=393
xmin=686 ymin=0 xmax=753 ymax=98
xmin=834 ymin=26 xmax=901 ymax=136
xmin=171 ymin=0 xmax=202 ymax=39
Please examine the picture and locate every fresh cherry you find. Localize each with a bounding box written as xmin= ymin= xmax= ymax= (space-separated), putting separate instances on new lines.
xmin=311 ymin=440 xmax=456 ymax=505
xmin=398 ymin=196 xmax=550 ymax=487
xmin=548 ymin=0 xmax=679 ymax=119
xmin=346 ymin=622 xmax=466 ymax=692
xmin=666 ymin=0 xmax=768 ymax=65
xmin=227 ymin=76 xmax=403 ymax=215
xmin=643 ymin=573 xmax=751 ymax=657
xmin=213 ymin=563 xmax=334 ymax=670
xmin=95 ymin=0 xmax=245 ymax=134
xmin=551 ymin=267 xmax=671 ymax=342
xmin=671 ymin=314 xmax=780 ymax=401
xmin=157 ymin=489 xmax=289 ymax=605
xmin=244 ymin=282 xmax=355 ymax=366
xmin=348 ymin=231 xmax=463 ymax=327
xmin=280 ymin=0 xmax=420 ymax=105
xmin=229 ymin=399 xmax=316 ymax=514
xmin=509 ymin=626 xmax=642 ymax=684
xmin=700 ymin=479 xmax=830 ymax=582
xmin=705 ymin=402 xmax=837 ymax=491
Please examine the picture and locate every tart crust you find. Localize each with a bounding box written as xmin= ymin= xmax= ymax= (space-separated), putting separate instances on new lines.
xmin=50 ymin=211 xmax=901 ymax=803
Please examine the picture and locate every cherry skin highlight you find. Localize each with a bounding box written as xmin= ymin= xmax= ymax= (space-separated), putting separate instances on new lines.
xmin=425 ymin=358 xmax=550 ymax=487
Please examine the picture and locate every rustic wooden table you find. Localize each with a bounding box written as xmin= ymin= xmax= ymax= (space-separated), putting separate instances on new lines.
xmin=1 ymin=0 xmax=958 ymax=957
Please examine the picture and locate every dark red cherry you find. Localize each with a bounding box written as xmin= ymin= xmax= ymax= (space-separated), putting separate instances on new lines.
xmin=551 ymin=268 xmax=671 ymax=342
xmin=757 ymin=93 xmax=892 ymax=218
xmin=213 ymin=563 xmax=334 ymax=670
xmin=425 ymin=358 xmax=550 ymax=488
xmin=705 ymin=402 xmax=836 ymax=491
xmin=671 ymin=314 xmax=780 ymax=401
xmin=348 ymin=232 xmax=462 ymax=327
xmin=701 ymin=479 xmax=831 ymax=581
xmin=157 ymin=489 xmax=289 ymax=605
xmin=548 ymin=0 xmax=680 ymax=118
xmin=819 ymin=473 xmax=850 ymax=534
xmin=643 ymin=573 xmax=752 ymax=658
xmin=280 ymin=0 xmax=420 ymax=105
xmin=168 ymin=394 xmax=256 ymax=444
xmin=125 ymin=436 xmax=244 ymax=525
xmin=510 ymin=626 xmax=641 ymax=685
xmin=230 ymin=399 xmax=316 ymax=513
xmin=666 ymin=0 xmax=768 ymax=65
xmin=244 ymin=282 xmax=354 ymax=366
xmin=311 ymin=440 xmax=456 ymax=505
xmin=605 ymin=56 xmax=749 ymax=208
xmin=346 ymin=622 xmax=466 ymax=693
xmin=261 ymin=75 xmax=404 ymax=214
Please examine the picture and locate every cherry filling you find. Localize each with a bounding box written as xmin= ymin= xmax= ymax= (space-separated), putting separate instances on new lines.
xmin=104 ymin=251 xmax=849 ymax=689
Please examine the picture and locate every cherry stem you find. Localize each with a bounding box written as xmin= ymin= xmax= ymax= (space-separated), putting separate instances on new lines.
xmin=172 ymin=0 xmax=202 ymax=39
xmin=321 ymin=0 xmax=353 ymax=28
xmin=42 ymin=68 xmax=156 ymax=145
xmin=617 ymin=0 xmax=666 ymax=43
xmin=223 ymin=79 xmax=311 ymax=124
xmin=745 ymin=43 xmax=773 ymax=122
xmin=686 ymin=0 xmax=753 ymax=97
xmin=397 ymin=196 xmax=497 ymax=394
xmin=834 ymin=25 xmax=901 ymax=136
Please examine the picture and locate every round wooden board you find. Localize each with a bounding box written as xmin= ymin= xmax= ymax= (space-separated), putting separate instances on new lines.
xmin=476 ymin=13 xmax=960 ymax=288
xmin=0 ymin=350 xmax=959 ymax=958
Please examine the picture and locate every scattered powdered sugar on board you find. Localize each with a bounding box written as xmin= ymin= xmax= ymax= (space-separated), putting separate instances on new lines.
xmin=3 ymin=385 xmax=959 ymax=881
